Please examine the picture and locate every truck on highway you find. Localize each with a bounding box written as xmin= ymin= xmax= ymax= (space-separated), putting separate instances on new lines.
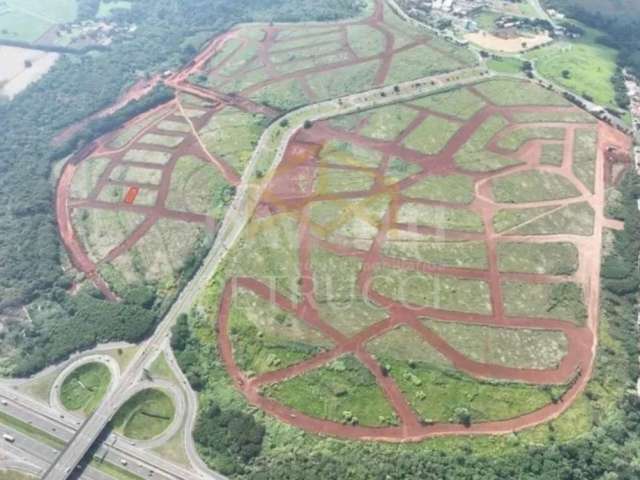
xmin=3 ymin=433 xmax=15 ymax=442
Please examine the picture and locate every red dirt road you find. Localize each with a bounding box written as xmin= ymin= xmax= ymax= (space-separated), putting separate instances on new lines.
xmin=216 ymin=80 xmax=632 ymax=441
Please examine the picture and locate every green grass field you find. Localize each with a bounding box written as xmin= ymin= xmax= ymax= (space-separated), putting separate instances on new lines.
xmin=410 ymin=88 xmax=485 ymax=120
xmin=497 ymin=241 xmax=578 ymax=275
xmin=111 ymin=389 xmax=175 ymax=440
xmin=0 ymin=471 xmax=36 ymax=480
xmin=526 ymin=24 xmax=619 ymax=110
xmin=491 ymin=170 xmax=580 ymax=203
xmin=359 ymin=104 xmax=418 ymax=141
xmin=371 ymin=265 xmax=492 ymax=314
xmin=265 ymin=355 xmax=397 ymax=427
xmin=422 ymin=319 xmax=568 ymax=370
xmin=502 ymin=281 xmax=587 ymax=324
xmin=474 ymin=79 xmax=569 ymax=106
xmin=487 ymin=57 xmax=525 ymax=75
xmin=403 ymin=174 xmax=475 ymax=204
xmin=0 ymin=0 xmax=77 ymax=42
xmin=397 ymin=203 xmax=484 ymax=232
xmin=60 ymin=362 xmax=111 ymax=414
xmin=403 ymin=116 xmax=460 ymax=155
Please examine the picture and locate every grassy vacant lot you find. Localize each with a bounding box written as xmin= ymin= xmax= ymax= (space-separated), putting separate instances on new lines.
xmin=229 ymin=288 xmax=332 ymax=375
xmin=359 ymin=104 xmax=418 ymax=142
xmin=226 ymin=213 xmax=300 ymax=299
xmin=510 ymin=202 xmax=594 ymax=236
xmin=526 ymin=25 xmax=619 ymax=110
xmin=502 ymin=281 xmax=587 ymax=324
xmin=385 ymin=156 xmax=422 ymax=182
xmin=250 ymin=78 xmax=310 ymax=111
xmin=487 ymin=57 xmax=525 ymax=75
xmin=200 ymin=107 xmax=267 ymax=174
xmin=0 ymin=0 xmax=77 ymax=42
xmin=111 ymin=389 xmax=175 ymax=440
xmin=309 ymin=60 xmax=380 ymax=100
xmin=265 ymin=355 xmax=397 ymax=427
xmin=72 ymin=208 xmax=145 ymax=263
xmin=385 ymin=45 xmax=468 ymax=85
xmin=70 ymin=157 xmax=110 ymax=199
xmin=397 ymin=203 xmax=484 ymax=232
xmin=138 ymin=133 xmax=183 ymax=148
xmin=491 ymin=170 xmax=580 ymax=203
xmin=383 ymin=230 xmax=488 ymax=269
xmin=371 ymin=265 xmax=492 ymax=314
xmin=403 ymin=174 xmax=475 ymax=204
xmin=403 ymin=116 xmax=459 ymax=155
xmin=319 ymin=140 xmax=383 ymax=169
xmin=383 ymin=358 xmax=561 ymax=424
xmin=110 ymin=164 xmax=162 ymax=185
xmin=497 ymin=127 xmax=565 ymax=151
xmin=0 ymin=470 xmax=36 ymax=480
xmin=540 ymin=143 xmax=565 ymax=166
xmin=367 ymin=325 xmax=451 ymax=366
xmin=511 ymin=110 xmax=595 ymax=124
xmin=314 ymin=167 xmax=376 ymax=195
xmin=122 ymin=149 xmax=171 ymax=165
xmin=104 ymin=218 xmax=206 ymax=287
xmin=454 ymin=115 xmax=520 ymax=172
xmin=347 ymin=24 xmax=387 ymax=57
xmin=422 ymin=319 xmax=568 ymax=369
xmin=60 ymin=362 xmax=111 ymax=414
xmin=573 ymin=128 xmax=597 ymax=192
xmin=497 ymin=241 xmax=578 ymax=275
xmin=165 ymin=155 xmax=230 ymax=218
xmin=474 ymin=79 xmax=569 ymax=106
xmin=410 ymin=88 xmax=485 ymax=120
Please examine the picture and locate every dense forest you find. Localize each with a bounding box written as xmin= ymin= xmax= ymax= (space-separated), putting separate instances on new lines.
xmin=172 ymin=170 xmax=640 ymax=479
xmin=0 ymin=0 xmax=365 ymax=375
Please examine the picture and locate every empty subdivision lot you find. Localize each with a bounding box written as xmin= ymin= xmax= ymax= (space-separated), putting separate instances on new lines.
xmin=211 ymin=76 xmax=627 ymax=440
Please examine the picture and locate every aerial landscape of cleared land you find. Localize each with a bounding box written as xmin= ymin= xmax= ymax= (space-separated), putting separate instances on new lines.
xmin=1 ymin=0 xmax=640 ymax=479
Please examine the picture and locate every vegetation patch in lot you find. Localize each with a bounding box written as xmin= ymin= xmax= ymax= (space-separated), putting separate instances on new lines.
xmin=385 ymin=45 xmax=464 ymax=85
xmin=110 ymin=165 xmax=162 ymax=185
xmin=319 ymin=140 xmax=383 ymax=169
xmin=473 ymin=79 xmax=569 ymax=106
xmin=487 ymin=57 xmax=525 ymax=74
xmin=410 ymin=87 xmax=486 ymax=120
xmin=493 ymin=205 xmax=555 ymax=233
xmin=540 ymin=143 xmax=565 ymax=166
xmin=138 ymin=133 xmax=183 ymax=148
xmin=109 ymin=218 xmax=207 ymax=286
xmin=264 ymin=355 xmax=397 ymax=427
xmin=403 ymin=174 xmax=475 ymax=204
xmin=359 ymin=104 xmax=419 ymax=141
xmin=508 ymin=202 xmax=595 ymax=236
xmin=227 ymin=213 xmax=300 ymax=300
xmin=111 ymin=388 xmax=175 ymax=440
xmin=314 ymin=167 xmax=376 ymax=194
xmin=60 ymin=362 xmax=111 ymax=414
xmin=382 ymin=358 xmax=562 ymax=424
xmin=250 ymin=78 xmax=309 ymax=111
xmin=371 ymin=265 xmax=492 ymax=314
xmin=403 ymin=116 xmax=460 ymax=155
xmin=422 ymin=319 xmax=569 ymax=370
xmin=347 ymin=24 xmax=387 ymax=57
xmin=385 ymin=156 xmax=422 ymax=183
xmin=454 ymin=115 xmax=520 ymax=172
xmin=366 ymin=325 xmax=451 ymax=367
xmin=497 ymin=241 xmax=579 ymax=275
xmin=397 ymin=203 xmax=484 ymax=232
xmin=502 ymin=281 xmax=587 ymax=324
xmin=165 ymin=155 xmax=232 ymax=218
xmin=72 ymin=208 xmax=145 ymax=263
xmin=383 ymin=229 xmax=488 ymax=269
xmin=308 ymin=60 xmax=380 ymax=100
xmin=229 ymin=288 xmax=332 ymax=375
xmin=511 ymin=110 xmax=596 ymax=124
xmin=490 ymin=170 xmax=580 ymax=203
xmin=70 ymin=157 xmax=111 ymax=199
xmin=572 ymin=128 xmax=598 ymax=192
xmin=122 ymin=149 xmax=171 ymax=165
xmin=199 ymin=107 xmax=267 ymax=175
xmin=311 ymin=247 xmax=363 ymax=303
xmin=316 ymin=297 xmax=388 ymax=337
xmin=496 ymin=127 xmax=565 ymax=151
